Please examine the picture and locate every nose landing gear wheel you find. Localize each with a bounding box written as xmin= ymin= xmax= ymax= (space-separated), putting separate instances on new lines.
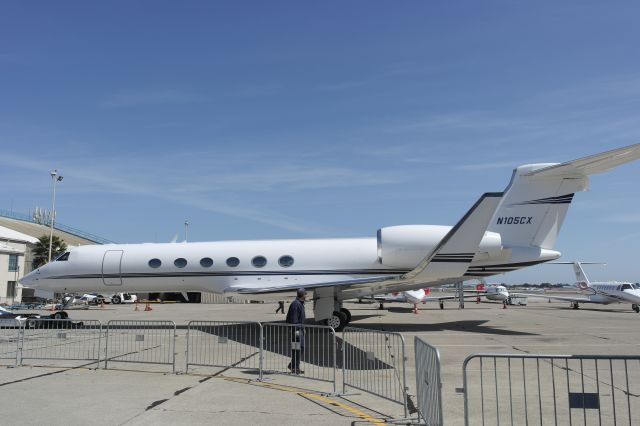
xmin=324 ymin=311 xmax=348 ymax=331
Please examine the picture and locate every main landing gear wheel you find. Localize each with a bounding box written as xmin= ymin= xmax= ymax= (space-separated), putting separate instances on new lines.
xmin=572 ymin=302 xmax=580 ymax=310
xmin=633 ymin=304 xmax=640 ymax=313
xmin=340 ymin=308 xmax=352 ymax=323
xmin=325 ymin=311 xmax=348 ymax=331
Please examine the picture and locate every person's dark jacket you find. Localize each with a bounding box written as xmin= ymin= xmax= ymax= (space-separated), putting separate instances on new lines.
xmin=286 ymin=298 xmax=306 ymax=325
xmin=285 ymin=298 xmax=306 ymax=347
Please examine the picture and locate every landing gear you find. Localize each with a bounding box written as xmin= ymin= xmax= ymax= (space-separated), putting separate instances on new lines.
xmin=378 ymin=302 xmax=385 ymax=310
xmin=632 ymin=304 xmax=639 ymax=313
xmin=572 ymin=301 xmax=580 ymax=310
xmin=340 ymin=308 xmax=352 ymax=323
xmin=439 ymin=301 xmax=444 ymax=310
xmin=325 ymin=311 xmax=348 ymax=331
xmin=313 ymin=288 xmax=351 ymax=331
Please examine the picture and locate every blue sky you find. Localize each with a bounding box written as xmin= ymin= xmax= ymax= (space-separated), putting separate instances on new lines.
xmin=1 ymin=1 xmax=640 ymax=283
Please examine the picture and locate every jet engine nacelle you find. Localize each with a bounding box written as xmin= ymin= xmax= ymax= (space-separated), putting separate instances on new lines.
xmin=376 ymin=225 xmax=503 ymax=268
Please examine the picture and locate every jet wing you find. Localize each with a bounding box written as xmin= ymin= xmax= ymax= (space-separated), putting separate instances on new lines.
xmin=232 ymin=192 xmax=502 ymax=296
xmin=526 ymin=143 xmax=640 ymax=177
xmin=510 ymin=293 xmax=594 ymax=303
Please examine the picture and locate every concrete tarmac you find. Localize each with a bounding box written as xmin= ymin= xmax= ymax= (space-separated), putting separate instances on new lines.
xmin=1 ymin=297 xmax=639 ymax=425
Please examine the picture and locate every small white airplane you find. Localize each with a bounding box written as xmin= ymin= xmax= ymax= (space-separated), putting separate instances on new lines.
xmin=20 ymin=144 xmax=640 ymax=330
xmin=466 ymin=282 xmax=511 ymax=302
xmin=521 ymin=262 xmax=640 ymax=312
xmin=373 ymin=282 xmax=510 ymax=313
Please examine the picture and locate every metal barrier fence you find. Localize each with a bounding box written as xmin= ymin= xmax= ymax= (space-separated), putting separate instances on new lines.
xmin=262 ymin=323 xmax=337 ymax=392
xmin=342 ymin=327 xmax=408 ymax=417
xmin=20 ymin=319 xmax=102 ymax=367
xmin=0 ymin=320 xmax=22 ymax=366
xmin=415 ymin=337 xmax=444 ymax=426
xmin=104 ymin=320 xmax=176 ymax=372
xmin=463 ymin=353 xmax=640 ymax=426
xmin=186 ymin=321 xmax=262 ymax=378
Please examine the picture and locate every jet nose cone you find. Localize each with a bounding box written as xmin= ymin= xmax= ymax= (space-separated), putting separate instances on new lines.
xmin=19 ymin=270 xmax=39 ymax=287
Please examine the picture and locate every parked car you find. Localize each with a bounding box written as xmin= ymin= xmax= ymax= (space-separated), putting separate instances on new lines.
xmin=0 ymin=306 xmax=81 ymax=328
xmin=110 ymin=293 xmax=138 ymax=304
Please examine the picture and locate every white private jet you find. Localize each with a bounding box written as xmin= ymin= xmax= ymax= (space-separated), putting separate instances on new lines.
xmin=20 ymin=144 xmax=640 ymax=330
xmin=521 ymin=262 xmax=640 ymax=312
xmin=464 ymin=282 xmax=511 ymax=302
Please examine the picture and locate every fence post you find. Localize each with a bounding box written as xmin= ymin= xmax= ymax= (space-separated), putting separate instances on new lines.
xmin=258 ymin=322 xmax=263 ymax=381
xmin=172 ymin=321 xmax=177 ymax=374
xmin=17 ymin=321 xmax=25 ymax=366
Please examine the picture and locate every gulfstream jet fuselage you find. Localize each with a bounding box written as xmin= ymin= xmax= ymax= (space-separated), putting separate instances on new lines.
xmin=20 ymin=144 xmax=640 ymax=330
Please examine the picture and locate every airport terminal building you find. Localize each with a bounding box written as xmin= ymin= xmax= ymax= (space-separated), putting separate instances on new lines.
xmin=0 ymin=211 xmax=105 ymax=304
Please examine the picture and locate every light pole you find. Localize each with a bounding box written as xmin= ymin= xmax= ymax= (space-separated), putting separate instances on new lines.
xmin=48 ymin=170 xmax=63 ymax=263
xmin=184 ymin=220 xmax=190 ymax=242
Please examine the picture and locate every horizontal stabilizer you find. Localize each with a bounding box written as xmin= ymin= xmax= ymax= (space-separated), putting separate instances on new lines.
xmin=526 ymin=143 xmax=640 ymax=177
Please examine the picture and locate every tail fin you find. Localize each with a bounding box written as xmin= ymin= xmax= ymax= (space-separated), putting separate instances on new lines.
xmin=548 ymin=261 xmax=605 ymax=287
xmin=572 ymin=262 xmax=591 ymax=286
xmin=488 ymin=144 xmax=640 ymax=250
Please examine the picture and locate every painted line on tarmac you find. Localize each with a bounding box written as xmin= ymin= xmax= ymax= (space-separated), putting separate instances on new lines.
xmin=223 ymin=376 xmax=386 ymax=425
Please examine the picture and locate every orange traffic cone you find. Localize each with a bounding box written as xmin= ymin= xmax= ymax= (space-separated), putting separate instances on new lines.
xmin=503 ymin=301 xmax=507 ymax=309
xmin=134 ymin=302 xmax=139 ymax=311
xmin=144 ymin=302 xmax=152 ymax=311
xmin=100 ymin=300 xmax=105 ymax=309
xmin=476 ymin=296 xmax=481 ymax=304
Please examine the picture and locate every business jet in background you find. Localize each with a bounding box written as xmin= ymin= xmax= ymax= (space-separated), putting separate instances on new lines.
xmin=369 ymin=289 xmax=436 ymax=313
xmin=521 ymin=262 xmax=640 ymax=313
xmin=466 ymin=282 xmax=511 ymax=303
xmin=371 ymin=281 xmax=511 ymax=313
xmin=20 ymin=144 xmax=640 ymax=330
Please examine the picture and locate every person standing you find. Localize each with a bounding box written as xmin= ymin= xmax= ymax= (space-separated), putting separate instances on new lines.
xmin=285 ymin=288 xmax=306 ymax=374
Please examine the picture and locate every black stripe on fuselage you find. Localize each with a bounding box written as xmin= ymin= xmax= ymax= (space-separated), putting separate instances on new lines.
xmin=48 ymin=268 xmax=411 ymax=280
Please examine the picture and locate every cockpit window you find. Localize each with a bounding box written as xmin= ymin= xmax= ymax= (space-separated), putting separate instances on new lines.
xmin=621 ymin=284 xmax=633 ymax=291
xmin=55 ymin=252 xmax=70 ymax=261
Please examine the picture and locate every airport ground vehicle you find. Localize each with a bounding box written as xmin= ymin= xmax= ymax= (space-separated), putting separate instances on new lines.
xmin=80 ymin=293 xmax=138 ymax=305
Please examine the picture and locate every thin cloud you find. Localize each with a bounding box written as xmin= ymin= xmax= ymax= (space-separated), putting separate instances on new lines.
xmin=0 ymin=151 xmax=405 ymax=235
xmin=456 ymin=161 xmax=523 ymax=171
xmin=606 ymin=213 xmax=640 ymax=224
xmin=101 ymin=89 xmax=206 ymax=107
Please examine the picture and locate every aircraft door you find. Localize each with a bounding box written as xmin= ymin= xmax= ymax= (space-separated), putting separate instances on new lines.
xmin=102 ymin=250 xmax=123 ymax=286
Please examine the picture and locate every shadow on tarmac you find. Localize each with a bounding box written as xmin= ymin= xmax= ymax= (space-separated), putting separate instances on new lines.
xmin=347 ymin=316 xmax=539 ymax=336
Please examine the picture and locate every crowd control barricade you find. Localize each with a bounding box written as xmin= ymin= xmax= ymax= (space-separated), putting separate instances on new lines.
xmin=342 ymin=327 xmax=409 ymax=417
xmin=186 ymin=321 xmax=262 ymax=378
xmin=20 ymin=319 xmax=102 ymax=368
xmin=262 ymin=323 xmax=337 ymax=392
xmin=462 ymin=353 xmax=640 ymax=426
xmin=0 ymin=319 xmax=22 ymax=366
xmin=415 ymin=337 xmax=443 ymax=426
xmin=104 ymin=320 xmax=176 ymax=373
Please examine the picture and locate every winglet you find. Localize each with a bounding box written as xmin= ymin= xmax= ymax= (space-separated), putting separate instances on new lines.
xmin=403 ymin=192 xmax=502 ymax=281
